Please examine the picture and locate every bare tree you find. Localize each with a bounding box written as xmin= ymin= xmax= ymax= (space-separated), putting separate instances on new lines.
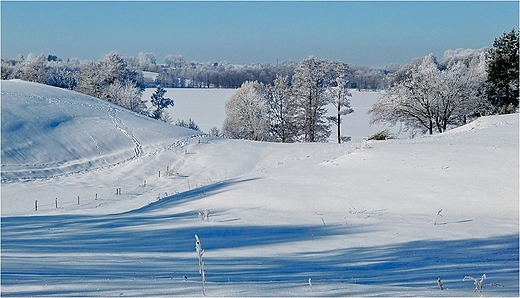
xmin=326 ymin=61 xmax=353 ymax=143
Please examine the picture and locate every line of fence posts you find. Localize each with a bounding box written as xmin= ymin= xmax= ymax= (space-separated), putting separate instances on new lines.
xmin=31 ymin=161 xmax=184 ymax=211
xmin=31 ymin=181 xmax=166 ymax=211
xmin=35 ymin=193 xmax=99 ymax=211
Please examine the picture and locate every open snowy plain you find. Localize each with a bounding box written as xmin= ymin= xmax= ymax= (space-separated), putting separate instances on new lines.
xmin=1 ymin=79 xmax=518 ymax=296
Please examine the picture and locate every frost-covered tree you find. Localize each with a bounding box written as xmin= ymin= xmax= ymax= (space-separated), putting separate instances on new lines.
xmin=369 ymin=54 xmax=440 ymax=135
xmin=435 ymin=60 xmax=491 ymax=130
xmin=75 ymin=52 xmax=138 ymax=100
xmin=439 ymin=47 xmax=489 ymax=69
xmin=223 ymin=81 xmax=269 ymax=141
xmin=137 ymin=52 xmax=157 ymax=71
xmin=486 ymin=28 xmax=519 ymax=113
xmin=326 ymin=61 xmax=353 ymax=143
xmin=104 ymin=80 xmax=146 ymax=113
xmin=150 ymin=85 xmax=174 ymax=121
xmin=1 ymin=58 xmax=15 ymax=80
xmin=165 ymin=54 xmax=187 ymax=69
xmin=264 ymin=75 xmax=299 ymax=142
xmin=12 ymin=53 xmax=48 ymax=84
xmin=74 ymin=61 xmax=103 ymax=97
xmin=292 ymin=57 xmax=331 ymax=142
xmin=208 ymin=126 xmax=221 ymax=137
xmin=46 ymin=63 xmax=77 ymax=89
xmin=369 ymin=53 xmax=490 ymax=135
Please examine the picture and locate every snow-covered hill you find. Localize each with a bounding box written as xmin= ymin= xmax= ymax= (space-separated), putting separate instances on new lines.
xmin=1 ymin=80 xmax=518 ymax=296
xmin=1 ymin=80 xmax=199 ymax=181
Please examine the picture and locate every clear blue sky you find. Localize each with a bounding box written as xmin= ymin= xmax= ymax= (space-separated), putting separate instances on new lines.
xmin=1 ymin=1 xmax=518 ymax=67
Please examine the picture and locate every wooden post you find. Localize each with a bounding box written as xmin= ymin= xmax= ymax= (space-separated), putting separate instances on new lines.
xmin=77 ymin=196 xmax=80 ymax=205
xmin=55 ymin=198 xmax=58 ymax=209
xmin=95 ymin=193 xmax=98 ymax=200
xmin=158 ymin=171 xmax=161 ymax=178
xmin=34 ymin=200 xmax=38 ymax=211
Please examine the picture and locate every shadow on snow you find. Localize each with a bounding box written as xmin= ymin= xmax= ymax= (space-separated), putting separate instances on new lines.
xmin=1 ymin=177 xmax=518 ymax=296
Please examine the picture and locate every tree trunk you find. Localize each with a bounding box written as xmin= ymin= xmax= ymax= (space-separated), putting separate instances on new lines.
xmin=337 ymin=105 xmax=341 ymax=144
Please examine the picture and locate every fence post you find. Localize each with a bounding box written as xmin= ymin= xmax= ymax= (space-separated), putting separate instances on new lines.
xmin=77 ymin=196 xmax=80 ymax=205
xmin=95 ymin=193 xmax=98 ymax=200
xmin=55 ymin=198 xmax=58 ymax=209
xmin=34 ymin=200 xmax=38 ymax=211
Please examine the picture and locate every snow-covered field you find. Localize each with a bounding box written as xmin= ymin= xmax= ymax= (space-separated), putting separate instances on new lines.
xmin=141 ymin=87 xmax=401 ymax=141
xmin=1 ymin=80 xmax=518 ymax=296
xmin=141 ymin=88 xmax=235 ymax=135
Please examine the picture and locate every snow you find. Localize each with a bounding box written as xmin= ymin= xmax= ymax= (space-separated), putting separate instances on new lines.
xmin=141 ymin=88 xmax=236 ymax=134
xmin=141 ymin=87 xmax=401 ymax=141
xmin=142 ymin=71 xmax=159 ymax=80
xmin=1 ymin=80 xmax=518 ymax=296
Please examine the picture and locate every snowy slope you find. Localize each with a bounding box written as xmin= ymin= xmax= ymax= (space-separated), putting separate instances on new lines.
xmin=1 ymin=80 xmax=518 ymax=296
xmin=1 ymin=80 xmax=199 ymax=181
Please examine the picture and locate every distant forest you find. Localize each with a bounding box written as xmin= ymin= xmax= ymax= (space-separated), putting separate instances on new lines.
xmin=1 ymin=52 xmax=396 ymax=90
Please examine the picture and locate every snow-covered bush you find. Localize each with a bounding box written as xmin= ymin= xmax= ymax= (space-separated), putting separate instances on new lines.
xmin=175 ymin=118 xmax=201 ymax=131
xmin=368 ymin=129 xmax=394 ymax=141
xmin=463 ymin=274 xmax=486 ymax=293
xmin=198 ymin=209 xmax=210 ymax=222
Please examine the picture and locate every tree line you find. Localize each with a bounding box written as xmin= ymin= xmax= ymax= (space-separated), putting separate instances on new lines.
xmin=1 ymin=29 xmax=517 ymax=140
xmin=369 ymin=29 xmax=518 ymax=135
xmin=223 ymin=57 xmax=354 ymax=143
xmin=0 ymin=50 xmax=394 ymax=132
xmin=223 ymin=29 xmax=518 ymax=142
xmin=1 ymin=51 xmax=392 ymax=91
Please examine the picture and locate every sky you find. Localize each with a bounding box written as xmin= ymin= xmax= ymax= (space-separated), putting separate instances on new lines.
xmin=1 ymin=1 xmax=518 ymax=67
